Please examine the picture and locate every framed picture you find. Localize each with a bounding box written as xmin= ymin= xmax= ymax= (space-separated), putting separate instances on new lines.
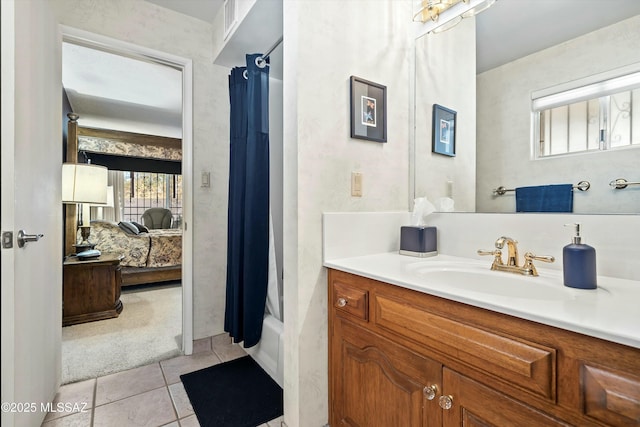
xmin=432 ymin=104 xmax=456 ymax=156
xmin=350 ymin=76 xmax=387 ymax=142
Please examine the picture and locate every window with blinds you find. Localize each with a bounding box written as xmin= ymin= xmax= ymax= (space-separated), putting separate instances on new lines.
xmin=532 ymin=67 xmax=640 ymax=158
xmin=123 ymin=172 xmax=182 ymax=225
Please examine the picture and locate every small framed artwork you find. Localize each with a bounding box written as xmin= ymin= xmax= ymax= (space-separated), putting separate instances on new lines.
xmin=350 ymin=76 xmax=387 ymax=142
xmin=432 ymin=104 xmax=456 ymax=156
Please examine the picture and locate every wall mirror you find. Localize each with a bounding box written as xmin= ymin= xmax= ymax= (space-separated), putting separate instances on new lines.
xmin=412 ymin=0 xmax=640 ymax=214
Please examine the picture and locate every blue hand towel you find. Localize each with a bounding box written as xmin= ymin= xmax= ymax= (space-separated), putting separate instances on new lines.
xmin=515 ymin=184 xmax=574 ymax=213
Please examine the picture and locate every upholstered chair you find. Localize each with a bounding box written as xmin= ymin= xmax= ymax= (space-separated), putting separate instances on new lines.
xmin=141 ymin=208 xmax=173 ymax=229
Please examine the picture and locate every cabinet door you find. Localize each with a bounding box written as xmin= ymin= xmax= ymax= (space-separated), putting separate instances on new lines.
xmin=331 ymin=320 xmax=442 ymax=427
xmin=441 ymin=368 xmax=570 ymax=427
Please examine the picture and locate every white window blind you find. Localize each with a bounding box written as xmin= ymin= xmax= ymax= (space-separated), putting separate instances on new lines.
xmin=532 ymin=64 xmax=640 ymax=158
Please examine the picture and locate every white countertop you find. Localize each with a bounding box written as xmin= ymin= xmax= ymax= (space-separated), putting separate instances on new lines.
xmin=325 ymin=252 xmax=640 ymax=349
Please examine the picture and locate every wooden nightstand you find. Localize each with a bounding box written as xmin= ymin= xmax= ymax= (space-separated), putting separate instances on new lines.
xmin=63 ymin=253 xmax=124 ymax=326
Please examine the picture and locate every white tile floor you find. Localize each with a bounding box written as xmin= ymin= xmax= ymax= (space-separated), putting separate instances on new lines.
xmin=42 ymin=334 xmax=283 ymax=427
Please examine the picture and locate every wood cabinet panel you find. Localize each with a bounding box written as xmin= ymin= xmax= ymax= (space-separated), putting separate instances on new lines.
xmin=582 ymin=363 xmax=640 ymax=426
xmin=374 ymin=294 xmax=556 ymax=400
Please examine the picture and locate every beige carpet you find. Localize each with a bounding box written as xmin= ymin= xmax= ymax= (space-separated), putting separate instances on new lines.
xmin=62 ymin=283 xmax=183 ymax=384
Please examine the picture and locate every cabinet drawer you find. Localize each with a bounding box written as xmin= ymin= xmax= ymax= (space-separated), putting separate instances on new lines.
xmin=582 ymin=363 xmax=640 ymax=426
xmin=332 ymin=280 xmax=368 ymax=321
xmin=374 ymin=295 xmax=556 ymax=400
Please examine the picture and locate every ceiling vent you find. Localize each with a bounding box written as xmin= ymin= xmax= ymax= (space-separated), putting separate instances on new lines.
xmin=223 ymin=0 xmax=237 ymax=40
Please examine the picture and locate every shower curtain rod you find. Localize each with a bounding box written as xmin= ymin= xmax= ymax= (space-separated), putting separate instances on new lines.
xmin=256 ymin=36 xmax=283 ymax=68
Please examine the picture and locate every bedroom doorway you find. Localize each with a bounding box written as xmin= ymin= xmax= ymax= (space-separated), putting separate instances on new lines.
xmin=60 ymin=26 xmax=193 ymax=384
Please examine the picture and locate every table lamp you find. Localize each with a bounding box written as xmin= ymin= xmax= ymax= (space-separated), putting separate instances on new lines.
xmin=62 ymin=163 xmax=108 ymax=251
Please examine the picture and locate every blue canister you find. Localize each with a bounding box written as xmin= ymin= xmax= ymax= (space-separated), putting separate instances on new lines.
xmin=563 ymin=223 xmax=597 ymax=290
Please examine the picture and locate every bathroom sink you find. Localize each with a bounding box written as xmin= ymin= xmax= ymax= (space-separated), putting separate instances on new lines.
xmin=405 ymin=261 xmax=579 ymax=301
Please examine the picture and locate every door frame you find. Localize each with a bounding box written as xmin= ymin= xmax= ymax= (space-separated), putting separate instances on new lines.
xmin=60 ymin=25 xmax=194 ymax=355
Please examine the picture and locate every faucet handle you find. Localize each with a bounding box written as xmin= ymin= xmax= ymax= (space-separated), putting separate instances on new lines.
xmin=477 ymin=249 xmax=503 ymax=267
xmin=522 ymin=252 xmax=555 ymax=276
xmin=477 ymin=249 xmax=501 ymax=257
xmin=524 ymin=252 xmax=555 ymax=263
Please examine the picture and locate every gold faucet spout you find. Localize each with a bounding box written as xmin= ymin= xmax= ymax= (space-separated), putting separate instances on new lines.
xmin=495 ymin=236 xmax=519 ymax=267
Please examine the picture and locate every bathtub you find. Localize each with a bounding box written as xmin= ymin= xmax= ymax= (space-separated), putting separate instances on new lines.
xmin=245 ymin=313 xmax=284 ymax=388
xmin=245 ymin=216 xmax=284 ymax=387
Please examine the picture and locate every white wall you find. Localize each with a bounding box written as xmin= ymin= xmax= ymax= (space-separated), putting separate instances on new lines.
xmin=476 ymin=15 xmax=640 ymax=214
xmin=51 ymin=0 xmax=230 ymax=339
xmin=283 ymin=1 xmax=413 ymax=424
xmin=414 ymin=18 xmax=476 ymax=211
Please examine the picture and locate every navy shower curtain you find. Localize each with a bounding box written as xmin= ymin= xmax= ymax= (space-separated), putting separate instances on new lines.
xmin=224 ymin=54 xmax=270 ymax=348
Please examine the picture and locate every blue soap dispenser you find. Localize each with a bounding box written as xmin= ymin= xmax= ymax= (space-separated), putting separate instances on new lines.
xmin=563 ymin=223 xmax=597 ymax=290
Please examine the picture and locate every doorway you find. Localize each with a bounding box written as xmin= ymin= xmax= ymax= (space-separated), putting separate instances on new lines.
xmin=60 ymin=26 xmax=193 ymax=383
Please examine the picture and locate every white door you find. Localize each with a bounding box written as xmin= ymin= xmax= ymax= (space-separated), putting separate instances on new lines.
xmin=1 ymin=1 xmax=63 ymax=426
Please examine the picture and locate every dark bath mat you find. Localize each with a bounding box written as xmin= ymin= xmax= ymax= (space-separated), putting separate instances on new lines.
xmin=180 ymin=355 xmax=283 ymax=427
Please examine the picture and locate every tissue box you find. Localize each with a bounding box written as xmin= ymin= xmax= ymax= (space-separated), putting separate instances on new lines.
xmin=400 ymin=226 xmax=437 ymax=257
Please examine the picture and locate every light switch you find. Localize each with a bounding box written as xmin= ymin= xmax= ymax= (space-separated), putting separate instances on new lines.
xmin=201 ymin=171 xmax=210 ymax=188
xmin=351 ymin=172 xmax=363 ymax=197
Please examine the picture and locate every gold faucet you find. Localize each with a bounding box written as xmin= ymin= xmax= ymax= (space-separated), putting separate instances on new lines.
xmin=478 ymin=236 xmax=555 ymax=276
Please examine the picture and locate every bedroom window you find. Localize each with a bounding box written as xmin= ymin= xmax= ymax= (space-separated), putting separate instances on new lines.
xmin=532 ymin=67 xmax=640 ymax=158
xmin=123 ymin=172 xmax=182 ymax=226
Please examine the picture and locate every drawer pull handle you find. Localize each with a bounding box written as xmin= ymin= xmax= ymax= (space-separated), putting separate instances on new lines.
xmin=438 ymin=395 xmax=454 ymax=410
xmin=336 ymin=298 xmax=348 ymax=308
xmin=423 ymin=384 xmax=438 ymax=400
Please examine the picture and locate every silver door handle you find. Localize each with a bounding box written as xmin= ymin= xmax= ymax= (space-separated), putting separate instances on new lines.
xmin=17 ymin=230 xmax=44 ymax=248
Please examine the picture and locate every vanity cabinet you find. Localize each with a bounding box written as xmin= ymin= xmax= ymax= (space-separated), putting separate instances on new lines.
xmin=328 ymin=269 xmax=640 ymax=427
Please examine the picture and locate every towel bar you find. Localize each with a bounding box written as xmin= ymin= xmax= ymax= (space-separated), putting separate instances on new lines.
xmin=493 ymin=180 xmax=590 ymax=196
xmin=609 ymin=178 xmax=640 ymax=189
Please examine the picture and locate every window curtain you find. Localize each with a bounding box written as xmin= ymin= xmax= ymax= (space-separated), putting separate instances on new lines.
xmin=108 ymin=170 xmax=124 ymax=222
xmin=89 ymin=170 xmax=123 ymax=222
xmin=224 ymin=54 xmax=270 ymax=348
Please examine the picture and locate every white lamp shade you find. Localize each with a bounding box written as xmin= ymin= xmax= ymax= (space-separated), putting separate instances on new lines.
xmin=62 ymin=163 xmax=108 ymax=204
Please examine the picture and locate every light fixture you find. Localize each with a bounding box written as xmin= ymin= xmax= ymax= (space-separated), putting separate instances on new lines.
xmin=62 ymin=163 xmax=108 ymax=249
xmin=462 ymin=0 xmax=496 ymax=17
xmin=413 ymin=0 xmax=465 ymax=23
xmin=431 ymin=15 xmax=463 ymax=33
xmin=414 ymin=0 xmax=497 ymax=35
xmin=62 ymin=163 xmax=108 ymax=205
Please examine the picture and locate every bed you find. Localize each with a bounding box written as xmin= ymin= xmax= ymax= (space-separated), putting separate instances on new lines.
xmin=90 ymin=220 xmax=182 ymax=286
